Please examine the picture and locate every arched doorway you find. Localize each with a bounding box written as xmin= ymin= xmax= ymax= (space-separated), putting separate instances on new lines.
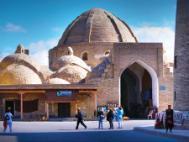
xmin=121 ymin=62 xmax=155 ymax=119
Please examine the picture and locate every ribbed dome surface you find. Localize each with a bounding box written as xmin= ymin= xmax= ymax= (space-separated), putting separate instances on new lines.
xmin=52 ymin=65 xmax=88 ymax=83
xmin=54 ymin=55 xmax=91 ymax=71
xmin=58 ymin=8 xmax=137 ymax=45
xmin=0 ymin=53 xmax=44 ymax=84
xmin=0 ymin=64 xmax=42 ymax=85
xmin=0 ymin=53 xmax=40 ymax=71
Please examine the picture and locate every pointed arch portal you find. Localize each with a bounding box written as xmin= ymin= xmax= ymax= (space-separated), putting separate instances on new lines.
xmin=120 ymin=61 xmax=159 ymax=118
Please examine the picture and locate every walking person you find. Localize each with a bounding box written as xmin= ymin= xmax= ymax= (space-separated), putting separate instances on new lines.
xmin=4 ymin=107 xmax=13 ymax=133
xmin=107 ymin=108 xmax=114 ymax=129
xmin=97 ymin=109 xmax=105 ymax=129
xmin=116 ymin=107 xmax=124 ymax=129
xmin=165 ymin=105 xmax=174 ymax=133
xmin=75 ymin=108 xmax=87 ymax=130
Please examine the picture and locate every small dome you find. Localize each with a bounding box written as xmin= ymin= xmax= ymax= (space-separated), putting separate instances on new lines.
xmin=54 ymin=55 xmax=91 ymax=71
xmin=53 ymin=47 xmax=91 ymax=71
xmin=52 ymin=65 xmax=88 ymax=83
xmin=58 ymin=8 xmax=137 ymax=45
xmin=0 ymin=64 xmax=42 ymax=85
xmin=0 ymin=53 xmax=40 ymax=72
xmin=48 ymin=78 xmax=70 ymax=84
xmin=52 ymin=47 xmax=90 ymax=83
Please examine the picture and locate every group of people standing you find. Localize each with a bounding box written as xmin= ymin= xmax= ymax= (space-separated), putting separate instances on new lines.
xmin=3 ymin=107 xmax=124 ymax=132
xmin=3 ymin=105 xmax=174 ymax=133
xmin=97 ymin=106 xmax=124 ymax=129
xmin=107 ymin=107 xmax=124 ymax=129
xmin=75 ymin=106 xmax=124 ymax=130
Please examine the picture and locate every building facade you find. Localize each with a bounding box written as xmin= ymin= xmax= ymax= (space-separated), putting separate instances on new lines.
xmin=174 ymin=0 xmax=189 ymax=111
xmin=0 ymin=8 xmax=173 ymax=120
xmin=174 ymin=0 xmax=189 ymax=127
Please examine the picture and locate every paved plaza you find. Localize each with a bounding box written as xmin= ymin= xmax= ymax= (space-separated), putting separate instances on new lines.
xmin=0 ymin=120 xmax=154 ymax=133
xmin=0 ymin=120 xmax=188 ymax=142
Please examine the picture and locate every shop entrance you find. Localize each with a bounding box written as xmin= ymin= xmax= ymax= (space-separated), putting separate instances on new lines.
xmin=5 ymin=100 xmax=15 ymax=115
xmin=58 ymin=103 xmax=70 ymax=117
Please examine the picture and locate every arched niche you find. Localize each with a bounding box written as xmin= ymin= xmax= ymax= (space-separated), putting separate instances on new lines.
xmin=120 ymin=60 xmax=159 ymax=118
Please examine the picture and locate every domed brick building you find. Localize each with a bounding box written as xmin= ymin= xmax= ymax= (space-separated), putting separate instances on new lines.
xmin=0 ymin=8 xmax=173 ymax=120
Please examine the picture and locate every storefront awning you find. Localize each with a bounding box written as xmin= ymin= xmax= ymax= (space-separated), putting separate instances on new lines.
xmin=0 ymin=84 xmax=97 ymax=93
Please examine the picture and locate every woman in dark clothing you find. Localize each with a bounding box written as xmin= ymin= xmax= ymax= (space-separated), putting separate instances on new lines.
xmin=107 ymin=109 xmax=114 ymax=129
xmin=97 ymin=110 xmax=105 ymax=129
xmin=165 ymin=105 xmax=174 ymax=133
xmin=75 ymin=108 xmax=87 ymax=130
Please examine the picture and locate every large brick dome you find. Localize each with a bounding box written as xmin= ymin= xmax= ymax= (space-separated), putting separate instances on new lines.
xmin=58 ymin=8 xmax=137 ymax=45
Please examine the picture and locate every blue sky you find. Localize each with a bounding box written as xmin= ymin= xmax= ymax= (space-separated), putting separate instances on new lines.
xmin=0 ymin=0 xmax=177 ymax=65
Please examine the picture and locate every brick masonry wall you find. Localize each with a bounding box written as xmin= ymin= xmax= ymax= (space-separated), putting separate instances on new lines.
xmin=50 ymin=41 xmax=173 ymax=114
xmin=49 ymin=42 xmax=114 ymax=70
xmin=87 ymin=42 xmax=173 ymax=113
xmin=174 ymin=0 xmax=189 ymax=111
xmin=159 ymin=67 xmax=173 ymax=112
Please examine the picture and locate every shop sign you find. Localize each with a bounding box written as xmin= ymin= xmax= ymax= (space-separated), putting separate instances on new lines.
xmin=56 ymin=90 xmax=72 ymax=97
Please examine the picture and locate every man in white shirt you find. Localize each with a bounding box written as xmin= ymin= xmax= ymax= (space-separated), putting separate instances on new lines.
xmin=4 ymin=107 xmax=13 ymax=133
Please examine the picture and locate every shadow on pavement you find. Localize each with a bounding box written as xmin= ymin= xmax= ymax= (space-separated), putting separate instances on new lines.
xmin=0 ymin=129 xmax=185 ymax=142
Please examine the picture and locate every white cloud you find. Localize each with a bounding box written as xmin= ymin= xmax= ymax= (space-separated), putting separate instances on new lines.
xmin=1 ymin=25 xmax=175 ymax=66
xmin=27 ymin=38 xmax=59 ymax=66
xmin=132 ymin=26 xmax=175 ymax=63
xmin=0 ymin=37 xmax=58 ymax=66
xmin=1 ymin=23 xmax=26 ymax=32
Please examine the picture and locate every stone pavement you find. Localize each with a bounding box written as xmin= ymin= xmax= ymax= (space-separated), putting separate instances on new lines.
xmin=0 ymin=129 xmax=184 ymax=142
xmin=0 ymin=120 xmax=188 ymax=141
xmin=134 ymin=126 xmax=189 ymax=140
xmin=0 ymin=120 xmax=154 ymax=133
